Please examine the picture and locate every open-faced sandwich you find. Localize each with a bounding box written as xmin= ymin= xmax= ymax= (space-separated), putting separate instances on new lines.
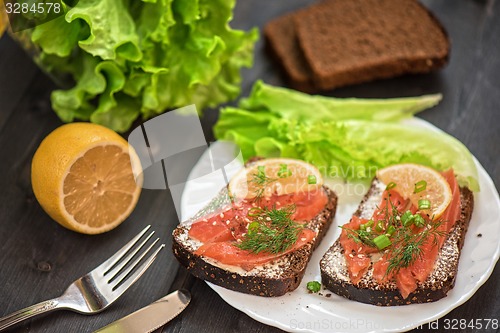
xmin=173 ymin=158 xmax=337 ymax=296
xmin=320 ymin=163 xmax=474 ymax=306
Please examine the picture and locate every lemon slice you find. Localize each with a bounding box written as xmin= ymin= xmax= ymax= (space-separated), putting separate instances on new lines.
xmin=31 ymin=123 xmax=143 ymax=234
xmin=376 ymin=163 xmax=452 ymax=219
xmin=228 ymin=158 xmax=323 ymax=201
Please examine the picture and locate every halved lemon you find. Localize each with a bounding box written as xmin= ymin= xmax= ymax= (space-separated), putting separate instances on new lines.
xmin=31 ymin=123 xmax=143 ymax=234
xmin=228 ymin=158 xmax=323 ymax=201
xmin=376 ymin=163 xmax=452 ymax=219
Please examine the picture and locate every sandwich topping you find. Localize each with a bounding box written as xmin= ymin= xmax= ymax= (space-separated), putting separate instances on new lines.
xmin=340 ymin=164 xmax=461 ymax=299
xmin=189 ymin=159 xmax=327 ymax=270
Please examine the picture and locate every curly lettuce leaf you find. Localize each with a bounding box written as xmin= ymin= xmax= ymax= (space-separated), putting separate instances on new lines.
xmin=21 ymin=0 xmax=257 ymax=132
xmin=136 ymin=0 xmax=175 ymax=45
xmin=91 ymin=93 xmax=142 ymax=132
xmin=51 ymin=54 xmax=106 ymax=122
xmin=31 ymin=16 xmax=82 ymax=57
xmin=65 ymin=0 xmax=142 ymax=62
xmin=134 ymin=0 xmax=258 ymax=117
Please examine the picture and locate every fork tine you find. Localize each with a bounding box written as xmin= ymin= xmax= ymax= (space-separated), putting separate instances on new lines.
xmin=105 ymin=231 xmax=155 ymax=280
xmin=97 ymin=225 xmax=151 ymax=273
xmin=111 ymin=238 xmax=160 ymax=285
xmin=112 ymin=243 xmax=165 ymax=296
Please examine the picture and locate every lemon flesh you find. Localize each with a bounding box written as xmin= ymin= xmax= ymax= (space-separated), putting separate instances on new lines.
xmin=228 ymin=158 xmax=323 ymax=201
xmin=31 ymin=123 xmax=143 ymax=234
xmin=377 ymin=163 xmax=452 ymax=219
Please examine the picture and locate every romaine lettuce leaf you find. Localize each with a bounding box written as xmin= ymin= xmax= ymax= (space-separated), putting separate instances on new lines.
xmin=214 ymin=83 xmax=479 ymax=191
xmin=240 ymin=80 xmax=443 ymax=122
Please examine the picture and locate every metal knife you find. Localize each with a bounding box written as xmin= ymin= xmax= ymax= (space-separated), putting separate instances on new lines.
xmin=94 ymin=290 xmax=191 ymax=333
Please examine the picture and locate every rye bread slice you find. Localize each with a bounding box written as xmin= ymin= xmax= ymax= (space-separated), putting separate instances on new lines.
xmin=320 ymin=178 xmax=474 ymax=306
xmin=294 ymin=0 xmax=450 ymax=90
xmin=173 ymin=186 xmax=337 ymax=297
xmin=264 ymin=12 xmax=315 ymax=92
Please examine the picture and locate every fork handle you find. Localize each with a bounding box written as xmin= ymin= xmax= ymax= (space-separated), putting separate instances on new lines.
xmin=0 ymin=299 xmax=60 ymax=331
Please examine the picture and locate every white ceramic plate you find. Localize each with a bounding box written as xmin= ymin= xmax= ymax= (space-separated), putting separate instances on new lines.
xmin=180 ymin=118 xmax=500 ymax=333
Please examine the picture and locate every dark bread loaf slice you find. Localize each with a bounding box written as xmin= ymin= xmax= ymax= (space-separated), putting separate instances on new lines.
xmin=320 ymin=178 xmax=474 ymax=306
xmin=294 ymin=0 xmax=450 ymax=90
xmin=264 ymin=12 xmax=315 ymax=92
xmin=173 ymin=186 xmax=338 ymax=297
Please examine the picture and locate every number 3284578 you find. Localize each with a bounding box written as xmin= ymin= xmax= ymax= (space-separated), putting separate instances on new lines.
xmin=4 ymin=2 xmax=61 ymax=14
xmin=443 ymin=318 xmax=499 ymax=330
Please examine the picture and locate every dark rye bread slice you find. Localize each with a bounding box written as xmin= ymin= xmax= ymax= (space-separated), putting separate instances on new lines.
xmin=320 ymin=178 xmax=474 ymax=306
xmin=294 ymin=0 xmax=450 ymax=90
xmin=264 ymin=12 xmax=315 ymax=92
xmin=173 ymin=186 xmax=337 ymax=297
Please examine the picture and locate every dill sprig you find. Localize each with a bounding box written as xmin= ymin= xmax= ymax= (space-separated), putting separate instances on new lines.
xmin=383 ymin=193 xmax=447 ymax=275
xmin=340 ymin=192 xmax=447 ymax=276
xmin=236 ymin=204 xmax=304 ymax=254
xmin=250 ymin=166 xmax=277 ymax=200
xmin=341 ymin=226 xmax=376 ymax=248
xmin=386 ymin=219 xmax=446 ymax=275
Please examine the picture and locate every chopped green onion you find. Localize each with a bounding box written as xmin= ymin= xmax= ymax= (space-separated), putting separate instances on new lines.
xmin=386 ymin=182 xmax=397 ymax=190
xmin=374 ymin=234 xmax=392 ymax=250
xmin=307 ymin=281 xmax=321 ymax=293
xmin=414 ymin=180 xmax=427 ymax=193
xmin=386 ymin=225 xmax=396 ymax=236
xmin=401 ymin=211 xmax=414 ymax=226
xmin=357 ymin=230 xmax=375 ymax=246
xmin=360 ymin=220 xmax=374 ymax=231
xmin=413 ymin=214 xmax=425 ymax=227
xmin=418 ymin=199 xmax=431 ymax=210
xmin=375 ymin=221 xmax=384 ymax=232
xmin=277 ymin=164 xmax=292 ymax=178
xmin=307 ymin=175 xmax=317 ymax=184
xmin=278 ymin=171 xmax=292 ymax=178
xmin=403 ymin=219 xmax=414 ymax=227
xmin=248 ymin=221 xmax=260 ymax=232
xmin=247 ymin=207 xmax=262 ymax=217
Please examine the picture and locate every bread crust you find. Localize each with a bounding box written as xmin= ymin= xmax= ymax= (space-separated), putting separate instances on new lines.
xmin=295 ymin=0 xmax=450 ymax=91
xmin=263 ymin=12 xmax=316 ymax=92
xmin=320 ymin=179 xmax=474 ymax=306
xmin=264 ymin=0 xmax=450 ymax=92
xmin=173 ymin=186 xmax=338 ymax=297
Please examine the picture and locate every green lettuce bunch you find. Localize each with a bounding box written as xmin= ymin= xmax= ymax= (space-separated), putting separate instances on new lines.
xmin=214 ymin=81 xmax=479 ymax=191
xmin=22 ymin=0 xmax=258 ymax=132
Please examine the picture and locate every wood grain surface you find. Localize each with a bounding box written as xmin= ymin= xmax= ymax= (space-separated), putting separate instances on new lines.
xmin=0 ymin=1 xmax=498 ymax=333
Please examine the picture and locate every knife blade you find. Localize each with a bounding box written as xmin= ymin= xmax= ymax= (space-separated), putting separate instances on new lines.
xmin=94 ymin=290 xmax=191 ymax=333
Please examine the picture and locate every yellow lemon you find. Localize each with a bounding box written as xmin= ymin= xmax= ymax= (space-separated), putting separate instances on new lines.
xmin=377 ymin=163 xmax=452 ymax=219
xmin=31 ymin=123 xmax=143 ymax=234
xmin=228 ymin=158 xmax=323 ymax=201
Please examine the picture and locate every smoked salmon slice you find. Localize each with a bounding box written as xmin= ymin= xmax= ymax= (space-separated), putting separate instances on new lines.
xmin=396 ymin=267 xmax=418 ymax=299
xmin=342 ymin=169 xmax=462 ymax=298
xmin=407 ymin=169 xmax=460 ymax=283
xmin=188 ymin=217 xmax=234 ymax=243
xmin=188 ymin=189 xmax=327 ymax=269
xmin=195 ymin=229 xmax=316 ymax=268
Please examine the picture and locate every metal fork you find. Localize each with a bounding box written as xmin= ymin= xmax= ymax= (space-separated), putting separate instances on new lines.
xmin=0 ymin=225 xmax=165 ymax=331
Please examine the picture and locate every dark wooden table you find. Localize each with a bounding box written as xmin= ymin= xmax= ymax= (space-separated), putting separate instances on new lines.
xmin=1 ymin=1 xmax=499 ymax=332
